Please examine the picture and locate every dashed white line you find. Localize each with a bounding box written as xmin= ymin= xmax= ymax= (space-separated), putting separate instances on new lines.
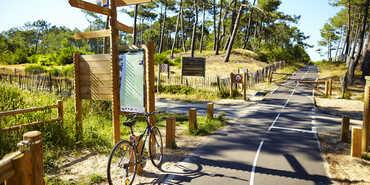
xmin=271 ymin=126 xmax=317 ymax=134
xmin=249 ymin=140 xmax=264 ymax=185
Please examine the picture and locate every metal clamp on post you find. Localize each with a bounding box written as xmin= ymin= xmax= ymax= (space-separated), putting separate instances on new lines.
xmin=16 ymin=140 xmax=31 ymax=153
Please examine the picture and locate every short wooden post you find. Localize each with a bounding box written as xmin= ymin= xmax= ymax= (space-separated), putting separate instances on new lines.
xmin=7 ymin=146 xmax=33 ymax=185
xmin=189 ymin=108 xmax=197 ymax=131
xmin=325 ymin=80 xmax=329 ymax=96
xmin=362 ymin=76 xmax=370 ymax=153
xmin=23 ymin=131 xmax=44 ymax=185
xmin=341 ymin=116 xmax=350 ymax=142
xmin=207 ymin=103 xmax=214 ymax=119
xmin=329 ymin=79 xmax=333 ymax=96
xmin=166 ymin=117 xmax=176 ymax=149
xmin=230 ymin=73 xmax=234 ymax=96
xmin=243 ymin=72 xmax=247 ymax=101
xmin=351 ymin=126 xmax=362 ymax=157
xmin=268 ymin=71 xmax=273 ymax=84
xmin=57 ymin=100 xmax=63 ymax=125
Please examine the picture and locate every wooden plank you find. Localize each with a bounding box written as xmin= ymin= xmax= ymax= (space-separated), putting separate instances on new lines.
xmin=74 ymin=29 xmax=111 ymax=40
xmin=80 ymin=74 xmax=112 ymax=81
xmin=0 ymin=105 xmax=57 ymax=117
xmin=116 ymin=21 xmax=133 ymax=33
xmin=81 ymin=86 xmax=113 ymax=95
xmin=81 ymin=54 xmax=111 ymax=61
xmin=74 ymin=53 xmax=83 ymax=140
xmin=69 ymin=0 xmax=111 ymax=16
xmin=0 ymin=155 xmax=15 ymax=182
xmin=117 ymin=0 xmax=152 ymax=6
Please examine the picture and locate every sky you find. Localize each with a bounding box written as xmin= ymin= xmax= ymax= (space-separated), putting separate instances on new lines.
xmin=0 ymin=0 xmax=341 ymax=61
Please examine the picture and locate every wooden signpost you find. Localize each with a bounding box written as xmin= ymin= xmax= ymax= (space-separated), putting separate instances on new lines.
xmin=69 ymin=0 xmax=153 ymax=144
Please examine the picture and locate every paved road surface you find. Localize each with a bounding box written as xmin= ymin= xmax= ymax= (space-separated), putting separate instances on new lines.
xmin=156 ymin=66 xmax=331 ymax=185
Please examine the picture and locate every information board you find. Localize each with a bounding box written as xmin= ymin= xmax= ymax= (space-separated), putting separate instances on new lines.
xmin=181 ymin=57 xmax=206 ymax=77
xmin=119 ymin=50 xmax=145 ymax=113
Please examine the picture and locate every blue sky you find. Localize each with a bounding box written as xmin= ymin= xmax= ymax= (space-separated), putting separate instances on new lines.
xmin=0 ymin=0 xmax=340 ymax=61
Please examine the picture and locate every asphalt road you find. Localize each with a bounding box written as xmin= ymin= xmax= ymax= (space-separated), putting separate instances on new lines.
xmin=157 ymin=66 xmax=331 ymax=185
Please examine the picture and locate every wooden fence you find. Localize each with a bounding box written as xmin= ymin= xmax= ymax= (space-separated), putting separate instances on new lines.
xmin=0 ymin=71 xmax=73 ymax=96
xmin=0 ymin=100 xmax=63 ymax=132
xmin=0 ymin=131 xmax=44 ymax=185
xmin=159 ymin=61 xmax=286 ymax=92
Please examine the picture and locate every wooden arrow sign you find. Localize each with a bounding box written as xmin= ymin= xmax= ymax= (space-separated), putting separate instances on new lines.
xmin=74 ymin=29 xmax=111 ymax=40
xmin=69 ymin=0 xmax=111 ymax=16
xmin=116 ymin=0 xmax=152 ymax=6
xmin=116 ymin=21 xmax=133 ymax=33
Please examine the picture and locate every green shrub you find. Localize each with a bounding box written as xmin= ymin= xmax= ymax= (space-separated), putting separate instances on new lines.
xmin=0 ymin=83 xmax=24 ymax=111
xmin=159 ymin=85 xmax=195 ymax=95
xmin=155 ymin=53 xmax=170 ymax=65
xmin=89 ymin=174 xmax=105 ymax=184
xmin=48 ymin=67 xmax=62 ymax=76
xmin=25 ymin=64 xmax=47 ymax=74
xmin=61 ymin=64 xmax=74 ymax=77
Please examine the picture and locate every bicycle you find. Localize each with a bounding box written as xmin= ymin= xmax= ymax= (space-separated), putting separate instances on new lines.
xmin=107 ymin=112 xmax=164 ymax=185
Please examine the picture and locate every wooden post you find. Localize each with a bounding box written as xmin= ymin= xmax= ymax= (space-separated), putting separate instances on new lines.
xmin=341 ymin=116 xmax=350 ymax=142
xmin=230 ymin=73 xmax=234 ymax=97
xmin=207 ymin=103 xmax=214 ymax=119
xmin=325 ymin=80 xmax=329 ymax=96
xmin=362 ymin=76 xmax=370 ymax=153
xmin=110 ymin=0 xmax=121 ymax=144
xmin=329 ymin=79 xmax=333 ymax=96
xmin=243 ymin=72 xmax=247 ymax=101
xmin=143 ymin=42 xmax=156 ymax=126
xmin=189 ymin=108 xmax=197 ymax=131
xmin=57 ymin=100 xmax=63 ymax=125
xmin=23 ymin=131 xmax=44 ymax=185
xmin=352 ymin=126 xmax=362 ymax=157
xmin=48 ymin=73 xmax=52 ymax=92
xmin=73 ymin=53 xmax=83 ymax=140
xmin=7 ymin=146 xmax=32 ymax=185
xmin=166 ymin=117 xmax=176 ymax=149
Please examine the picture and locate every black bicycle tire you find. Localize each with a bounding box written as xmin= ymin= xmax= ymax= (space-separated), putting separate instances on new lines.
xmin=148 ymin=126 xmax=164 ymax=168
xmin=107 ymin=140 xmax=137 ymax=185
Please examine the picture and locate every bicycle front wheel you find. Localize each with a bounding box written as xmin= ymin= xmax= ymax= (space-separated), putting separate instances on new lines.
xmin=149 ymin=126 xmax=164 ymax=168
xmin=107 ymin=140 xmax=137 ymax=185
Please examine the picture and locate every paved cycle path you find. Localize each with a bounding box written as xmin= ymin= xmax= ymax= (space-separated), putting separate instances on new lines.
xmin=157 ymin=66 xmax=331 ymax=185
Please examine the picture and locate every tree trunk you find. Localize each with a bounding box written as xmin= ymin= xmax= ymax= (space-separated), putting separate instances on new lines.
xmin=243 ymin=0 xmax=257 ymax=49
xmin=361 ymin=32 xmax=370 ymax=77
xmin=171 ymin=0 xmax=183 ymax=58
xmin=224 ymin=5 xmax=245 ymax=63
xmin=190 ymin=0 xmax=198 ymax=57
xmin=159 ymin=1 xmax=167 ymax=53
xmin=200 ymin=3 xmax=206 ymax=53
xmin=347 ymin=0 xmax=369 ymax=84
xmin=215 ymin=0 xmax=223 ymax=55
xmin=213 ymin=0 xmax=217 ymax=51
xmin=180 ymin=4 xmax=186 ymax=52
xmin=133 ymin=5 xmax=138 ymax=45
xmin=344 ymin=0 xmax=352 ymax=56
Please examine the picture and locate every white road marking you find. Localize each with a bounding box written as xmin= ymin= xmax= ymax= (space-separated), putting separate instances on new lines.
xmin=249 ymin=140 xmax=264 ymax=185
xmin=271 ymin=126 xmax=317 ymax=134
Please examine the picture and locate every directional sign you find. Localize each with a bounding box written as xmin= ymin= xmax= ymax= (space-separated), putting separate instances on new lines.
xmin=74 ymin=29 xmax=111 ymax=40
xmin=69 ymin=0 xmax=111 ymax=16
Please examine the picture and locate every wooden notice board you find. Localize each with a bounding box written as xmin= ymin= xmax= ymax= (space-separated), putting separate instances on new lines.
xmin=181 ymin=57 xmax=206 ymax=77
xmin=76 ymin=54 xmax=113 ymax=101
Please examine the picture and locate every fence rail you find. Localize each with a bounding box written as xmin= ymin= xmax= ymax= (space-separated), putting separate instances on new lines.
xmin=0 ymin=100 xmax=63 ymax=132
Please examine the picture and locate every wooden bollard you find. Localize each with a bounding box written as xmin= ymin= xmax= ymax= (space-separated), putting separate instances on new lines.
xmin=341 ymin=116 xmax=350 ymax=142
xmin=362 ymin=76 xmax=370 ymax=153
xmin=166 ymin=117 xmax=176 ymax=149
xmin=189 ymin=108 xmax=198 ymax=131
xmin=207 ymin=103 xmax=214 ymax=119
xmin=351 ymin=126 xmax=362 ymax=157
xmin=23 ymin=131 xmax=44 ymax=185
xmin=57 ymin=100 xmax=63 ymax=125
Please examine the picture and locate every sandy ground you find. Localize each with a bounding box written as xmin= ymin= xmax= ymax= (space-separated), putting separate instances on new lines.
xmin=316 ymin=97 xmax=370 ymax=185
xmin=48 ymin=124 xmax=213 ymax=184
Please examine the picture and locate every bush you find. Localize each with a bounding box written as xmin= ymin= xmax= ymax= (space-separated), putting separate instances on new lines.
xmin=25 ymin=64 xmax=47 ymax=74
xmin=154 ymin=53 xmax=170 ymax=65
xmin=159 ymin=85 xmax=195 ymax=95
xmin=0 ymin=83 xmax=24 ymax=111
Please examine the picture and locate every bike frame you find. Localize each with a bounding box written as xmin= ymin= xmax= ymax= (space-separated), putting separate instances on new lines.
xmin=129 ymin=115 xmax=153 ymax=165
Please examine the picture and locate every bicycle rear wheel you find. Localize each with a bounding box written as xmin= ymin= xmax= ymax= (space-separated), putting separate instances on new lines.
xmin=107 ymin=140 xmax=137 ymax=185
xmin=149 ymin=126 xmax=164 ymax=168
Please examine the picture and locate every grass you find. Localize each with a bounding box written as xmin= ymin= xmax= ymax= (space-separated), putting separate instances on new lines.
xmin=315 ymin=61 xmax=347 ymax=80
xmin=188 ymin=115 xmax=226 ymax=136
xmin=158 ymin=85 xmax=219 ymax=102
